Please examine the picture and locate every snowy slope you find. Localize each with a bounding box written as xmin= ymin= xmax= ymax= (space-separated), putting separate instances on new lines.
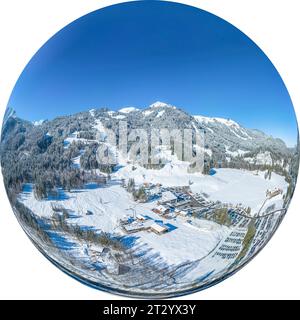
xmin=19 ymin=183 xmax=228 ymax=265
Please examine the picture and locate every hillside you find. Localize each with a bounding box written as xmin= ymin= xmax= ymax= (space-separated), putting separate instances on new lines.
xmin=0 ymin=101 xmax=296 ymax=202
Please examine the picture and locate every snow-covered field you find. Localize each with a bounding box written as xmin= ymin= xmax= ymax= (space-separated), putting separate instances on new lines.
xmin=19 ymin=182 xmax=228 ymax=265
xmin=191 ymin=169 xmax=287 ymax=214
xmin=17 ymin=164 xmax=288 ymax=294
xmin=114 ymin=165 xmax=288 ymax=215
xmin=19 ymin=166 xmax=287 ymax=267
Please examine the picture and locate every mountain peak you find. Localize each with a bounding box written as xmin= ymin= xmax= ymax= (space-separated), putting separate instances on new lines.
xmin=118 ymin=107 xmax=140 ymax=113
xmin=149 ymin=101 xmax=176 ymax=109
xmin=33 ymin=119 xmax=45 ymax=126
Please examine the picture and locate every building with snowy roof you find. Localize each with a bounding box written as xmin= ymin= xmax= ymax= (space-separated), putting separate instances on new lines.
xmin=159 ymin=191 xmax=177 ymax=204
xmin=150 ymin=223 xmax=168 ymax=235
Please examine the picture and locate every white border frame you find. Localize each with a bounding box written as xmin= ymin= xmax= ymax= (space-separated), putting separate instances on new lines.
xmin=0 ymin=0 xmax=299 ymax=300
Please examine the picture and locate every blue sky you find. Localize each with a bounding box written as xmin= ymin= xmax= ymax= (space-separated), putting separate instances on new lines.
xmin=7 ymin=0 xmax=298 ymax=146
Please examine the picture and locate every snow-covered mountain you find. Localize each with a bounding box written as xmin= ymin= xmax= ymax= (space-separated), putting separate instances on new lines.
xmin=33 ymin=119 xmax=46 ymax=126
xmin=192 ymin=113 xmax=290 ymax=166
xmin=118 ymin=106 xmax=140 ymax=113
xmin=84 ymin=101 xmax=291 ymax=169
xmin=0 ymin=101 xmax=294 ymax=193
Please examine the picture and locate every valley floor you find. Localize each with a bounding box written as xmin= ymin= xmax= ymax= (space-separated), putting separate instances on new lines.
xmin=17 ymin=168 xmax=288 ymax=296
xmin=114 ymin=166 xmax=288 ymax=214
xmin=20 ymin=182 xmax=229 ymax=265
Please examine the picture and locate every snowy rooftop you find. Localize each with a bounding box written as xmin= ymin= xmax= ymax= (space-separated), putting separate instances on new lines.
xmin=161 ymin=191 xmax=177 ymax=203
xmin=156 ymin=204 xmax=168 ymax=212
xmin=150 ymin=222 xmax=168 ymax=233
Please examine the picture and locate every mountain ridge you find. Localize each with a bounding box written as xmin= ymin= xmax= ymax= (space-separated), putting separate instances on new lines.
xmin=1 ymin=101 xmax=298 ymax=203
xmin=2 ymin=102 xmax=292 ymax=162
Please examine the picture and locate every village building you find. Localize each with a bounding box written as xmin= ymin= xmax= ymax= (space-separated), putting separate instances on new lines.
xmin=121 ymin=219 xmax=153 ymax=234
xmin=120 ymin=215 xmax=134 ymax=225
xmin=122 ymin=222 xmax=145 ymax=234
xmin=136 ymin=214 xmax=147 ymax=221
xmin=150 ymin=223 xmax=168 ymax=235
xmin=159 ymin=191 xmax=177 ymax=204
xmin=152 ymin=204 xmax=169 ymax=215
xmin=266 ymin=188 xmax=283 ymax=198
xmin=178 ymin=210 xmax=189 ymax=217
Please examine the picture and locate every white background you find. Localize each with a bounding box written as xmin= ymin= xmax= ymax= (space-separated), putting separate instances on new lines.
xmin=0 ymin=0 xmax=299 ymax=300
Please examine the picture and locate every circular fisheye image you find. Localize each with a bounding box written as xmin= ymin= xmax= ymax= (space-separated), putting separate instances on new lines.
xmin=1 ymin=1 xmax=299 ymax=298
